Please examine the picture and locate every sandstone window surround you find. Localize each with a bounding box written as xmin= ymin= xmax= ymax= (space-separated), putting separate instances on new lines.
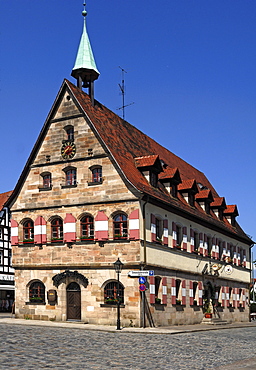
xmin=88 ymin=165 xmax=103 ymax=186
xmin=64 ymin=125 xmax=74 ymax=141
xmin=28 ymin=280 xmax=46 ymax=304
xmin=39 ymin=172 xmax=52 ymax=191
xmin=23 ymin=219 xmax=34 ymax=244
xmin=62 ymin=166 xmax=77 ymax=188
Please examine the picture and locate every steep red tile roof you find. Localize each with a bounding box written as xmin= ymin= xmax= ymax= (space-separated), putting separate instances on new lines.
xmin=0 ymin=191 xmax=12 ymax=209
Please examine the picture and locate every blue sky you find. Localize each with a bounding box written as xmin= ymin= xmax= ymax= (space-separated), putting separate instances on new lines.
xmin=0 ymin=0 xmax=255 ymax=261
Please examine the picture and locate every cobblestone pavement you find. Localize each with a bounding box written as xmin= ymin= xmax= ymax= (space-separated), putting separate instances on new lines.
xmin=0 ymin=324 xmax=255 ymax=369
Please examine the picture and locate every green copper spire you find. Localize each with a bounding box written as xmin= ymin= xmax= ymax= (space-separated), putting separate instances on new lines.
xmin=71 ymin=3 xmax=99 ymax=103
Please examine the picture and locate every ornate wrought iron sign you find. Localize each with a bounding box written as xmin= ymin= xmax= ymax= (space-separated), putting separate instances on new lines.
xmin=52 ymin=270 xmax=89 ymax=288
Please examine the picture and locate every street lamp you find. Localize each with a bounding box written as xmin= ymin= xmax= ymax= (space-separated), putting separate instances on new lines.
xmin=113 ymin=258 xmax=124 ymax=330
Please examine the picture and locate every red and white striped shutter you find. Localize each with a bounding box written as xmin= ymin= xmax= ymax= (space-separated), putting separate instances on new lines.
xmin=227 ymin=243 xmax=230 ymax=260
xmin=212 ymin=237 xmax=216 ymax=258
xmin=149 ymin=276 xmax=155 ymax=304
xmin=237 ymin=247 xmax=241 ymax=265
xmin=215 ymin=238 xmax=219 ymax=259
xmin=190 ymin=229 xmax=194 ymax=253
xmin=222 ymin=242 xmax=227 ymax=260
xmin=64 ymin=213 xmax=76 ymax=243
xmin=11 ymin=219 xmax=19 ymax=245
xmin=222 ymin=287 xmax=226 ymax=307
xmin=95 ymin=211 xmax=108 ymax=240
xmin=198 ymin=281 xmax=203 ymax=306
xmin=172 ymin=222 xmax=177 ymax=247
xmin=182 ymin=280 xmax=186 ymax=305
xmin=242 ymin=288 xmax=246 ymax=308
xmin=189 ymin=281 xmax=194 ymax=305
xmin=238 ymin=289 xmax=241 ymax=308
xmin=182 ymin=227 xmax=187 ymax=250
xmin=151 ymin=214 xmax=156 ymax=242
xmin=243 ymin=249 xmax=246 ymax=267
xmin=34 ymin=216 xmax=47 ymax=244
xmin=162 ymin=277 xmax=167 ymax=304
xmin=233 ymin=288 xmax=237 ymax=308
xmin=163 ymin=219 xmax=168 ymax=246
xmin=171 ymin=278 xmax=176 ymax=305
xmin=233 ymin=246 xmax=237 ymax=265
xmin=226 ymin=286 xmax=230 ymax=306
xmin=129 ymin=209 xmax=140 ymax=240
xmin=199 ymin=233 xmax=204 ymax=255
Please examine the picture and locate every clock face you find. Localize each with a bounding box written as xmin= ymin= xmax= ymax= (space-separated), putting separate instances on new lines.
xmin=224 ymin=265 xmax=233 ymax=275
xmin=61 ymin=141 xmax=76 ymax=159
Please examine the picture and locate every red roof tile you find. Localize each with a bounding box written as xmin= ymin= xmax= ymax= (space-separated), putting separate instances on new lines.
xmin=178 ymin=179 xmax=198 ymax=192
xmin=135 ymin=155 xmax=160 ymax=168
xmin=195 ymin=189 xmax=214 ymax=201
xmin=224 ymin=205 xmax=239 ymax=216
xmin=159 ymin=167 xmax=181 ymax=182
xmin=0 ymin=191 xmax=12 ymax=209
xmin=210 ymin=197 xmax=226 ymax=208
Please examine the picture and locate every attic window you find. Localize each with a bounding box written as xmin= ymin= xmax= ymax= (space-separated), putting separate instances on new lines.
xmin=150 ymin=172 xmax=158 ymax=187
xmin=64 ymin=125 xmax=74 ymax=141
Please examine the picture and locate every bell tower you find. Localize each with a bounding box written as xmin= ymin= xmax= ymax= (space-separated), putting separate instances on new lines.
xmin=71 ymin=3 xmax=100 ymax=105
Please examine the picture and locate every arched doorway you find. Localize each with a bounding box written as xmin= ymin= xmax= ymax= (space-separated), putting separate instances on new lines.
xmin=66 ymin=282 xmax=81 ymax=321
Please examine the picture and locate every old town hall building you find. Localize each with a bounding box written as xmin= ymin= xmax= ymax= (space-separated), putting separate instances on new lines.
xmin=6 ymin=7 xmax=252 ymax=327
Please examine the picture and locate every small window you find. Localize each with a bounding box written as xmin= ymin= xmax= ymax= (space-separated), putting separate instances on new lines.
xmin=29 ymin=281 xmax=45 ymax=303
xmin=176 ymin=279 xmax=181 ymax=304
xmin=150 ymin=172 xmax=158 ymax=187
xmin=65 ymin=125 xmax=74 ymax=141
xmin=65 ymin=169 xmax=77 ymax=186
xmin=194 ymin=232 xmax=199 ymax=252
xmin=8 ymin=249 xmax=12 ymax=266
xmin=80 ymin=215 xmax=94 ymax=240
xmin=155 ymin=218 xmax=163 ymax=243
xmin=42 ymin=173 xmax=51 ymax=188
xmin=23 ymin=220 xmax=34 ymax=243
xmin=193 ymin=282 xmax=198 ymax=305
xmin=92 ymin=167 xmax=102 ymax=183
xmin=104 ymin=281 xmax=124 ymax=305
xmin=113 ymin=214 xmax=128 ymax=239
xmin=51 ymin=218 xmax=63 ymax=242
xmin=176 ymin=225 xmax=183 ymax=247
xmin=0 ymin=250 xmax=3 ymax=265
xmin=207 ymin=236 xmax=212 ymax=257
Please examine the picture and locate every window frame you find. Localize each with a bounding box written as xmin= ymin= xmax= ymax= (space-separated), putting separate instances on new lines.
xmin=64 ymin=125 xmax=74 ymax=141
xmin=113 ymin=213 xmax=128 ymax=240
xmin=23 ymin=219 xmax=34 ymax=244
xmin=51 ymin=217 xmax=63 ymax=242
xmin=29 ymin=281 xmax=45 ymax=303
xmin=80 ymin=215 xmax=94 ymax=241
xmin=104 ymin=280 xmax=124 ymax=305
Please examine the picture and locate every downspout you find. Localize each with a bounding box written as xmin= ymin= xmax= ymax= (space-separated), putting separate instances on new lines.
xmin=142 ymin=196 xmax=149 ymax=269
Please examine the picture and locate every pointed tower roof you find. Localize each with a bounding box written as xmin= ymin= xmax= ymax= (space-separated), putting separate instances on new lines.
xmin=71 ymin=3 xmax=99 ymax=103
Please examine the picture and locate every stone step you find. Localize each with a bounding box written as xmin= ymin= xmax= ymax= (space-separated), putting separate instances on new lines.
xmin=201 ymin=317 xmax=228 ymax=325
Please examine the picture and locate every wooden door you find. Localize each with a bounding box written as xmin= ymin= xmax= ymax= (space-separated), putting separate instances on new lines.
xmin=66 ymin=282 xmax=81 ymax=321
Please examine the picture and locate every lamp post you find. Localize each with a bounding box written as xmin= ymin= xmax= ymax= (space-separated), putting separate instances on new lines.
xmin=113 ymin=258 xmax=124 ymax=330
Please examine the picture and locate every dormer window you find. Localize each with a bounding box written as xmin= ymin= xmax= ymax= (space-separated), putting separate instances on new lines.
xmin=159 ymin=167 xmax=181 ymax=197
xmin=135 ymin=154 xmax=163 ymax=188
xmin=178 ymin=179 xmax=198 ymax=207
xmin=210 ymin=197 xmax=227 ymax=221
xmin=224 ymin=205 xmax=239 ymax=227
xmin=64 ymin=125 xmax=74 ymax=141
xmin=195 ymin=189 xmax=213 ymax=214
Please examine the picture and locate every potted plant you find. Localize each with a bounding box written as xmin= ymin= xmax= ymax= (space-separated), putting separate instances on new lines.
xmin=155 ymin=297 xmax=161 ymax=304
xmin=176 ymin=299 xmax=181 ymax=305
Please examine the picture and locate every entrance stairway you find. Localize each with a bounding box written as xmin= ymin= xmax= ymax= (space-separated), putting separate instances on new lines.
xmin=201 ymin=317 xmax=228 ymax=325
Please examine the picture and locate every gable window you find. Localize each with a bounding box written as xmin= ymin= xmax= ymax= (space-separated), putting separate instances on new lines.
xmin=51 ymin=218 xmax=63 ymax=242
xmin=23 ymin=220 xmax=34 ymax=243
xmin=42 ymin=172 xmax=51 ymax=188
xmin=62 ymin=167 xmax=77 ymax=187
xmin=65 ymin=125 xmax=74 ymax=141
xmin=80 ymin=215 xmax=94 ymax=240
xmin=104 ymin=281 xmax=124 ymax=305
xmin=113 ymin=214 xmax=128 ymax=239
xmin=92 ymin=167 xmax=102 ymax=183
xmin=29 ymin=281 xmax=45 ymax=303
